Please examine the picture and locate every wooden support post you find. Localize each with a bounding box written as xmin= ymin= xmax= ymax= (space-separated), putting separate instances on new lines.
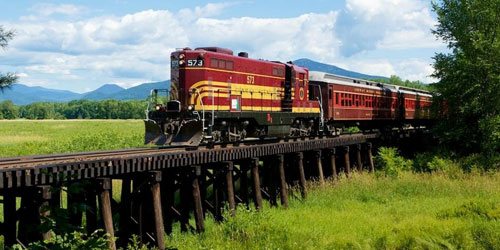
xmin=239 ymin=162 xmax=250 ymax=206
xmin=118 ymin=178 xmax=131 ymax=246
xmin=344 ymin=146 xmax=351 ymax=177
xmin=67 ymin=184 xmax=84 ymax=228
xmin=315 ymin=150 xmax=325 ymax=186
xmin=263 ymin=158 xmax=277 ymax=207
xmin=192 ymin=166 xmax=205 ymax=233
xmin=97 ymin=178 xmax=116 ymax=250
xmin=367 ymin=143 xmax=375 ymax=173
xmin=3 ymin=193 xmax=17 ymax=246
xmin=180 ymin=173 xmax=191 ymax=231
xmin=162 ymin=170 xmax=175 ymax=235
xmin=38 ymin=186 xmax=52 ymax=241
xmin=17 ymin=186 xmax=52 ymax=244
xmin=224 ymin=162 xmax=236 ymax=217
xmin=297 ymin=152 xmax=307 ymax=199
xmin=85 ymin=190 xmax=98 ymax=235
xmin=329 ymin=148 xmax=337 ymax=179
xmin=149 ymin=172 xmax=165 ymax=250
xmin=251 ymin=158 xmax=263 ymax=210
xmin=213 ymin=167 xmax=224 ymax=222
xmin=276 ymin=155 xmax=288 ymax=208
xmin=356 ymin=144 xmax=363 ymax=172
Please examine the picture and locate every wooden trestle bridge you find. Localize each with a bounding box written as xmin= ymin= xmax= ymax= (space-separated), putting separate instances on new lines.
xmin=0 ymin=133 xmax=385 ymax=249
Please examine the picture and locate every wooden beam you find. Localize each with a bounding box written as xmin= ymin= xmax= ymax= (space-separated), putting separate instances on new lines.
xmin=149 ymin=172 xmax=165 ymax=250
xmin=97 ymin=178 xmax=116 ymax=250
xmin=315 ymin=150 xmax=325 ymax=186
xmin=356 ymin=144 xmax=363 ymax=172
xmin=251 ymin=158 xmax=263 ymax=210
xmin=367 ymin=143 xmax=375 ymax=173
xmin=344 ymin=146 xmax=351 ymax=177
xmin=224 ymin=162 xmax=236 ymax=217
xmin=329 ymin=148 xmax=338 ymax=180
xmin=297 ymin=152 xmax=307 ymax=199
xmin=276 ymin=155 xmax=288 ymax=208
xmin=3 ymin=193 xmax=17 ymax=246
xmin=192 ymin=166 xmax=205 ymax=233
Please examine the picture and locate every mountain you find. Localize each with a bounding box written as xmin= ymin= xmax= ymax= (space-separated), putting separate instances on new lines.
xmin=0 ymin=81 xmax=170 ymax=105
xmin=110 ymin=81 xmax=170 ymax=100
xmin=0 ymin=58 xmax=386 ymax=105
xmin=0 ymin=84 xmax=82 ymax=105
xmin=293 ymin=58 xmax=389 ymax=80
xmin=82 ymin=84 xmax=124 ymax=100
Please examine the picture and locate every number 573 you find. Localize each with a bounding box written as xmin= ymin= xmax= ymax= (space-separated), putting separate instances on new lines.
xmin=247 ymin=75 xmax=255 ymax=84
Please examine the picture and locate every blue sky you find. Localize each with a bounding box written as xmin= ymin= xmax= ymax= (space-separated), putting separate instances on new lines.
xmin=0 ymin=0 xmax=447 ymax=93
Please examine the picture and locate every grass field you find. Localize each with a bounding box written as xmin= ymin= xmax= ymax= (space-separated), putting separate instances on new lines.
xmin=0 ymin=120 xmax=144 ymax=157
xmin=166 ymin=172 xmax=500 ymax=250
xmin=1 ymin=121 xmax=500 ymax=249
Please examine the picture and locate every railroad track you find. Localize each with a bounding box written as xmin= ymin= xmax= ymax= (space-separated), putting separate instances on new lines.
xmin=0 ymin=133 xmax=370 ymax=169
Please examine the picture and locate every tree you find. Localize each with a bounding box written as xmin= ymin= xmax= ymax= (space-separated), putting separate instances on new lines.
xmin=432 ymin=0 xmax=500 ymax=154
xmin=0 ymin=26 xmax=17 ymax=90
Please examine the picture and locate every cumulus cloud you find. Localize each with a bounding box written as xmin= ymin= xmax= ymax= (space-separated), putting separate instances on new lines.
xmin=337 ymin=0 xmax=441 ymax=56
xmin=0 ymin=1 xmax=444 ymax=91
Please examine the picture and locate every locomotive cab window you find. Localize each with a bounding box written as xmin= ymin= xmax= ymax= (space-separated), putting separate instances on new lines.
xmin=226 ymin=61 xmax=234 ymax=70
xmin=219 ymin=60 xmax=226 ymax=69
xmin=211 ymin=58 xmax=218 ymax=68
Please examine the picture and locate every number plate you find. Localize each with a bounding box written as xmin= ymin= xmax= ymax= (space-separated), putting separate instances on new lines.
xmin=187 ymin=59 xmax=204 ymax=67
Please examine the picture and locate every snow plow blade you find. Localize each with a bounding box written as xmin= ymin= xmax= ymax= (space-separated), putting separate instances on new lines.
xmin=170 ymin=120 xmax=203 ymax=146
xmin=144 ymin=119 xmax=171 ymax=145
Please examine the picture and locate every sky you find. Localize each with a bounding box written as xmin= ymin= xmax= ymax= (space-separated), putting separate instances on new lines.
xmin=0 ymin=0 xmax=447 ymax=93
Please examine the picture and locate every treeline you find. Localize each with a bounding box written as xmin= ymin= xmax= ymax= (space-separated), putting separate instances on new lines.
xmin=0 ymin=99 xmax=147 ymax=119
xmin=370 ymin=75 xmax=433 ymax=91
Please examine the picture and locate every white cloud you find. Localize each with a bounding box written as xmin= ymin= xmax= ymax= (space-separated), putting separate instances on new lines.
xmin=338 ymin=0 xmax=442 ymax=55
xmin=1 ymin=1 xmax=444 ymax=91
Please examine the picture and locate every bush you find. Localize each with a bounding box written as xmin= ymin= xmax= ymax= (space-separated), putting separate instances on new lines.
xmin=374 ymin=147 xmax=412 ymax=177
xmin=13 ymin=230 xmax=110 ymax=250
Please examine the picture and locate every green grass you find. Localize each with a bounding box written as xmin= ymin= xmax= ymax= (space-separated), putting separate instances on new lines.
xmin=166 ymin=172 xmax=500 ymax=250
xmin=1 ymin=121 xmax=500 ymax=249
xmin=0 ymin=120 xmax=144 ymax=157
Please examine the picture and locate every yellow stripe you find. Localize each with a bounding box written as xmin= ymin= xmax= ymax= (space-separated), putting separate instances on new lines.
xmin=292 ymin=107 xmax=321 ymax=113
xmin=193 ymin=105 xmax=282 ymax=112
xmin=185 ymin=67 xmax=285 ymax=80
xmin=191 ymin=80 xmax=283 ymax=94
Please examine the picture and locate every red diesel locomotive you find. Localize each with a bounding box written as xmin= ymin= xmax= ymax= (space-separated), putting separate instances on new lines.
xmin=145 ymin=47 xmax=433 ymax=145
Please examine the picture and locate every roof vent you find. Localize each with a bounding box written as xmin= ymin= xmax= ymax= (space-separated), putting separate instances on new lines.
xmin=238 ymin=52 xmax=248 ymax=58
xmin=195 ymin=47 xmax=233 ymax=55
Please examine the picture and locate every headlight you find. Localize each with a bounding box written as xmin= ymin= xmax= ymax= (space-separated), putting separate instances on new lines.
xmin=179 ymin=60 xmax=185 ymax=65
xmin=179 ymin=54 xmax=185 ymax=59
xmin=155 ymin=105 xmax=161 ymax=111
xmin=187 ymin=104 xmax=194 ymax=111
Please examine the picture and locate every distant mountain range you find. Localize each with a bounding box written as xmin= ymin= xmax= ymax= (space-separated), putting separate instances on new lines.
xmin=0 ymin=81 xmax=170 ymax=105
xmin=293 ymin=59 xmax=388 ymax=80
xmin=0 ymin=59 xmax=387 ymax=105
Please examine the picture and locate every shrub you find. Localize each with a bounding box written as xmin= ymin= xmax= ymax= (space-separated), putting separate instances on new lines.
xmin=374 ymin=147 xmax=412 ymax=177
xmin=13 ymin=230 xmax=110 ymax=250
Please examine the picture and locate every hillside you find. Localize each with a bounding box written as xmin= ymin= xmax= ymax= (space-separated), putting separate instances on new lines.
xmin=293 ymin=58 xmax=389 ymax=80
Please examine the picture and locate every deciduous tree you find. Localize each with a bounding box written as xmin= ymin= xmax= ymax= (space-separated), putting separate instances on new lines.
xmin=432 ymin=0 xmax=500 ymax=154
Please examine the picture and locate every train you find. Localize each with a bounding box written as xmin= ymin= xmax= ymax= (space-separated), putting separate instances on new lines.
xmin=144 ymin=47 xmax=434 ymax=146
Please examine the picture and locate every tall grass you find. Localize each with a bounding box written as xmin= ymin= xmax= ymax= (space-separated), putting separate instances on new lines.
xmin=166 ymin=172 xmax=500 ymax=249
xmin=0 ymin=120 xmax=144 ymax=157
